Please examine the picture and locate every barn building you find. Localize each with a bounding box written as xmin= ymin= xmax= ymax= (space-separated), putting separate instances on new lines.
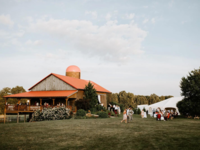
xmin=3 ymin=65 xmax=111 ymax=123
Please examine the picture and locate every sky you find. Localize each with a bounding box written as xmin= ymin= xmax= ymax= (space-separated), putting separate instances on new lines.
xmin=0 ymin=0 xmax=200 ymax=96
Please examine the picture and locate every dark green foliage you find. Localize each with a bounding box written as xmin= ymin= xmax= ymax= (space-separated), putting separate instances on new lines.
xmin=177 ymin=67 xmax=200 ymax=116
xmin=133 ymin=108 xmax=137 ymax=114
xmin=137 ymin=108 xmax=141 ymax=114
xmin=75 ymin=99 xmax=90 ymax=111
xmin=90 ymin=108 xmax=97 ymax=114
xmin=97 ymin=111 xmax=108 ymax=118
xmin=0 ymin=86 xmax=27 ymax=114
xmin=143 ymin=107 xmax=146 ymax=112
xmin=84 ymin=81 xmax=98 ymax=109
xmin=76 ymin=109 xmax=86 ymax=117
xmin=95 ymin=105 xmax=106 ymax=111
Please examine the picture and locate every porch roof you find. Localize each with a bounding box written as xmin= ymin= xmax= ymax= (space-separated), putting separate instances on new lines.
xmin=4 ymin=90 xmax=77 ymax=98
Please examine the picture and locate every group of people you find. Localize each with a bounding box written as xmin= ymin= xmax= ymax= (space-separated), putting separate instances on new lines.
xmin=121 ymin=107 xmax=134 ymax=123
xmin=154 ymin=108 xmax=178 ymax=121
xmin=107 ymin=104 xmax=121 ymax=115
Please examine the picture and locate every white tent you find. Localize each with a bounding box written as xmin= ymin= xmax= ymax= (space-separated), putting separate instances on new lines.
xmin=137 ymin=104 xmax=149 ymax=111
xmin=148 ymin=97 xmax=184 ymax=115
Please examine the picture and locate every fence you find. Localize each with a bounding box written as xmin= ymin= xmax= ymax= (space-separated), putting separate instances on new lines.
xmin=0 ymin=115 xmax=29 ymax=123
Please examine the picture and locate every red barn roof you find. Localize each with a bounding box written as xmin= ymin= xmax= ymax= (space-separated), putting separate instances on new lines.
xmin=28 ymin=73 xmax=111 ymax=93
xmin=4 ymin=90 xmax=77 ymax=98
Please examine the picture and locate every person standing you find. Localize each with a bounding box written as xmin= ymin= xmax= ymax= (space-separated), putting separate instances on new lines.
xmin=164 ymin=109 xmax=168 ymax=121
xmin=121 ymin=109 xmax=127 ymax=123
xmin=107 ymin=104 xmax=110 ymax=111
xmin=143 ymin=110 xmax=147 ymax=118
xmin=126 ymin=107 xmax=130 ymax=122
xmin=141 ymin=110 xmax=144 ymax=118
xmin=128 ymin=107 xmax=134 ymax=121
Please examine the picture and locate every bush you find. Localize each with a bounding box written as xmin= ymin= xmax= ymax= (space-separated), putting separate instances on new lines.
xmin=97 ymin=111 xmax=108 ymax=118
xmin=76 ymin=109 xmax=86 ymax=117
xmin=133 ymin=108 xmax=137 ymax=114
xmin=111 ymin=111 xmax=115 ymax=116
xmin=137 ymin=108 xmax=141 ymax=114
xmin=95 ymin=105 xmax=106 ymax=111
xmin=90 ymin=108 xmax=97 ymax=114
xmin=143 ymin=107 xmax=146 ymax=112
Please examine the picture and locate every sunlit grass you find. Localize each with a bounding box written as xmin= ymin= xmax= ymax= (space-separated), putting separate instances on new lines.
xmin=0 ymin=114 xmax=200 ymax=150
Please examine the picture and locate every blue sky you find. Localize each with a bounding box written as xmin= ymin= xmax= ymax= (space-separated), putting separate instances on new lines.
xmin=0 ymin=0 xmax=200 ymax=96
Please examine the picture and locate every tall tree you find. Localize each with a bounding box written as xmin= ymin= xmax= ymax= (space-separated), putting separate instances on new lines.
xmin=0 ymin=87 xmax=11 ymax=114
xmin=118 ymin=91 xmax=127 ymax=107
xmin=177 ymin=67 xmax=200 ymax=116
xmin=111 ymin=93 xmax=119 ymax=103
xmin=84 ymin=81 xmax=98 ymax=109
xmin=9 ymin=86 xmax=26 ymax=104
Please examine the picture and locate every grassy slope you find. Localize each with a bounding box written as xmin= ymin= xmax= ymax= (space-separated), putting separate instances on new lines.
xmin=0 ymin=115 xmax=200 ymax=150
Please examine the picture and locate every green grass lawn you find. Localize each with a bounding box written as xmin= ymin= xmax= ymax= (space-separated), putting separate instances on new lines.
xmin=0 ymin=114 xmax=200 ymax=150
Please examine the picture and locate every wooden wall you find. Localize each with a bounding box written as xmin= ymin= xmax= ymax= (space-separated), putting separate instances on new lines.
xmin=98 ymin=93 xmax=107 ymax=109
xmin=66 ymin=72 xmax=80 ymax=79
xmin=31 ymin=75 xmax=76 ymax=91
xmin=71 ymin=91 xmax=107 ymax=109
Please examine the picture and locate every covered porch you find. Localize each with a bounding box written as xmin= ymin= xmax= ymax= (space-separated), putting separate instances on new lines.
xmin=3 ymin=90 xmax=78 ymax=124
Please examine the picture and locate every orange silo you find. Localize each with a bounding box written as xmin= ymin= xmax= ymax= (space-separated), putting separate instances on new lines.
xmin=66 ymin=65 xmax=81 ymax=79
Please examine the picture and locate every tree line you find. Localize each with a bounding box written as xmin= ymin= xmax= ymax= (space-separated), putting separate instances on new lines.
xmin=107 ymin=91 xmax=173 ymax=108
xmin=0 ymin=86 xmax=26 ymax=114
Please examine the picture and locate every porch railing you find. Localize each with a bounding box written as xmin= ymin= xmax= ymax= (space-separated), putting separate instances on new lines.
xmin=5 ymin=105 xmax=73 ymax=112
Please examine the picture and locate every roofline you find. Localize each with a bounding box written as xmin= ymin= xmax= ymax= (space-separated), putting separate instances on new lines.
xmin=3 ymin=90 xmax=78 ymax=98
xmin=28 ymin=73 xmax=111 ymax=93
xmin=52 ymin=73 xmax=79 ymax=89
xmin=77 ymin=88 xmax=111 ymax=93
xmin=28 ymin=73 xmax=54 ymax=90
xmin=28 ymin=73 xmax=79 ymax=90
xmin=67 ymin=90 xmax=78 ymax=98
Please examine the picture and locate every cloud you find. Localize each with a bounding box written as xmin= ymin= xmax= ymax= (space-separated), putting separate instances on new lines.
xmin=25 ymin=40 xmax=42 ymax=46
xmin=36 ymin=49 xmax=70 ymax=60
xmin=143 ymin=6 xmax=149 ymax=8
xmin=105 ymin=13 xmax=112 ymax=20
xmin=125 ymin=13 xmax=135 ymax=20
xmin=28 ymin=18 xmax=147 ymax=62
xmin=85 ymin=11 xmax=97 ymax=19
xmin=0 ymin=14 xmax=14 ymax=26
xmin=151 ymin=18 xmax=155 ymax=24
xmin=143 ymin=19 xmax=149 ymax=24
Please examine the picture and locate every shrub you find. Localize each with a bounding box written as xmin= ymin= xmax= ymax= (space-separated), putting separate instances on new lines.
xmin=90 ymin=108 xmax=97 ymax=114
xmin=143 ymin=107 xmax=146 ymax=112
xmin=133 ymin=108 xmax=137 ymax=114
xmin=97 ymin=111 xmax=108 ymax=118
xmin=76 ymin=109 xmax=86 ymax=117
xmin=137 ymin=108 xmax=141 ymax=114
xmin=95 ymin=105 xmax=106 ymax=111
xmin=111 ymin=111 xmax=115 ymax=116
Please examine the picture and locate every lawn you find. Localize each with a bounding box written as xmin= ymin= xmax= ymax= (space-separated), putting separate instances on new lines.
xmin=0 ymin=114 xmax=200 ymax=150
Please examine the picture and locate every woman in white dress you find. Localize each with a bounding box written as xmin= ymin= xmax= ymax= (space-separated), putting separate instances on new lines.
xmin=141 ymin=110 xmax=144 ymax=118
xmin=121 ymin=109 xmax=127 ymax=123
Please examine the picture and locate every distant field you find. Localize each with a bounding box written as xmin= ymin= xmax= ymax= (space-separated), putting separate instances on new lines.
xmin=0 ymin=115 xmax=200 ymax=150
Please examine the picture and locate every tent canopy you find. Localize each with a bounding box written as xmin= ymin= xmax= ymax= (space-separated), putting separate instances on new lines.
xmin=137 ymin=104 xmax=149 ymax=111
xmin=148 ymin=97 xmax=183 ymax=115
